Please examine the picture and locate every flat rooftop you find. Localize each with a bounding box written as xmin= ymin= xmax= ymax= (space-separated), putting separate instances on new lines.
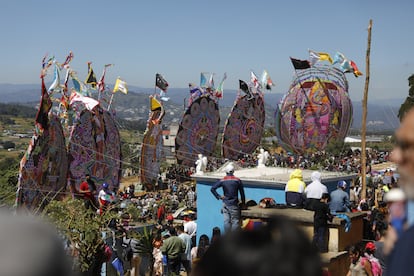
xmin=193 ymin=163 xmax=356 ymax=186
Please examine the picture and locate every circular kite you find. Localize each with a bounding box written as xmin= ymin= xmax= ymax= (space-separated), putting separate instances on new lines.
xmin=140 ymin=96 xmax=165 ymax=190
xmin=222 ymin=93 xmax=265 ymax=160
xmin=274 ymin=65 xmax=352 ymax=154
xmin=68 ymin=106 xmax=121 ymax=192
xmin=175 ymin=95 xmax=220 ymax=167
xmin=17 ymin=115 xmax=68 ymax=210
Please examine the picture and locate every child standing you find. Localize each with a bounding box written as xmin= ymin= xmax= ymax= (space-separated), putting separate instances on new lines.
xmin=313 ymin=193 xmax=333 ymax=252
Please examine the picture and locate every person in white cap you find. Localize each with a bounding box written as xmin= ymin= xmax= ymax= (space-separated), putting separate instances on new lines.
xmin=211 ymin=163 xmax=246 ymax=232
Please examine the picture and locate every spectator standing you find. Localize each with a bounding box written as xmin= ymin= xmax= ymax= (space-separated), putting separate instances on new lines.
xmin=160 ymin=228 xmax=186 ymax=276
xmin=211 ymin=163 xmax=246 ymax=232
xmin=312 ymin=193 xmax=333 ymax=252
xmin=176 ymin=225 xmax=192 ymax=274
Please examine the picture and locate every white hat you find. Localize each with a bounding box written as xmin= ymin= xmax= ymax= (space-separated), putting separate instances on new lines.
xmin=384 ymin=188 xmax=406 ymax=202
xmin=225 ymin=163 xmax=234 ymax=174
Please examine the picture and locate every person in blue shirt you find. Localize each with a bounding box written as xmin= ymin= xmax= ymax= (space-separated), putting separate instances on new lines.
xmin=211 ymin=163 xmax=246 ymax=232
xmin=329 ymin=180 xmax=350 ymax=213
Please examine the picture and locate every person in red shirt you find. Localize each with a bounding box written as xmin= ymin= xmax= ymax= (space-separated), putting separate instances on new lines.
xmin=79 ymin=174 xmax=98 ymax=210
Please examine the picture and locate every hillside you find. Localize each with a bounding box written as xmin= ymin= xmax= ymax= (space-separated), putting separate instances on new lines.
xmin=0 ymin=83 xmax=403 ymax=131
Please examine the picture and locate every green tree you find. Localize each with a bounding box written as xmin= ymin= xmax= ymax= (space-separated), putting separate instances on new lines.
xmin=398 ymin=74 xmax=414 ymax=120
xmin=43 ymin=198 xmax=118 ymax=274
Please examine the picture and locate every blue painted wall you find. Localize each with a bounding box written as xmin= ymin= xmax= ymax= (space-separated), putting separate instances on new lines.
xmin=195 ymin=176 xmax=353 ymax=242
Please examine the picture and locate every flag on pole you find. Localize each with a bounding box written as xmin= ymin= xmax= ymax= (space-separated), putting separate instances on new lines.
xmin=239 ymin=80 xmax=249 ymax=94
xmin=69 ymin=91 xmax=100 ymax=110
xmin=333 ymin=52 xmax=346 ymax=65
xmin=215 ymin=72 xmax=227 ymax=98
xmin=71 ymin=72 xmax=88 ymax=95
xmin=150 ymin=96 xmax=162 ymax=111
xmin=290 ymin=57 xmax=311 ymax=70
xmin=61 ymin=51 xmax=74 ymax=68
xmin=113 ymin=77 xmax=128 ymax=94
xmin=35 ymin=77 xmax=52 ymax=133
xmin=85 ymin=62 xmax=97 ymax=88
xmin=200 ymin=72 xmax=208 ymax=88
xmin=308 ymin=50 xmax=333 ymax=66
xmin=155 ymin=73 xmax=169 ymax=92
xmin=250 ymin=71 xmax=260 ymax=88
xmin=350 ymin=61 xmax=363 ymax=77
xmin=261 ymin=70 xmax=275 ymax=90
xmin=48 ymin=63 xmax=61 ymax=92
xmin=208 ymin=73 xmax=215 ymax=89
xmin=97 ymin=64 xmax=113 ymax=93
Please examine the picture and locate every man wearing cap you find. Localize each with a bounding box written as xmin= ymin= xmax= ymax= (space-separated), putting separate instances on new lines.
xmin=211 ymin=163 xmax=246 ymax=232
xmin=329 ymin=180 xmax=350 ymax=213
xmin=98 ymin=183 xmax=115 ymax=214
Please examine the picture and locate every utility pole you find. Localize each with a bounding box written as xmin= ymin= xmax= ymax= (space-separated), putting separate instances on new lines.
xmin=361 ymin=19 xmax=373 ymax=200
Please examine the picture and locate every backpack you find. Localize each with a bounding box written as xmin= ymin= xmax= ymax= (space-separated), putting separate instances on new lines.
xmin=361 ymin=255 xmax=382 ymax=276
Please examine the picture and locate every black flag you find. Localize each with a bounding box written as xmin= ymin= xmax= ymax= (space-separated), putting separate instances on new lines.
xmin=155 ymin=73 xmax=169 ymax=92
xmin=85 ymin=62 xmax=97 ymax=88
xmin=239 ymin=80 xmax=249 ymax=93
xmin=290 ymin=57 xmax=311 ymax=70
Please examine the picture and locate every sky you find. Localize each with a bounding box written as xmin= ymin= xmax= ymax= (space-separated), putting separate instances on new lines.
xmin=0 ymin=0 xmax=413 ymax=102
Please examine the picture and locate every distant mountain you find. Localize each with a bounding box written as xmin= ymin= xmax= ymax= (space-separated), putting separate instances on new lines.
xmin=0 ymin=83 xmax=403 ymax=131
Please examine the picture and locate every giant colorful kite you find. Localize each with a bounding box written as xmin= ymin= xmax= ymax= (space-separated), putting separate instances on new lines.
xmin=140 ymin=95 xmax=165 ymax=190
xmin=275 ymin=64 xmax=352 ymax=154
xmin=222 ymin=77 xmax=266 ymax=160
xmin=17 ymin=53 xmax=123 ymax=211
xmin=175 ymin=74 xmax=223 ymax=167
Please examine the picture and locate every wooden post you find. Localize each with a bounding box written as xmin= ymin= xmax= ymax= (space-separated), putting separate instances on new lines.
xmin=361 ymin=19 xmax=373 ymax=200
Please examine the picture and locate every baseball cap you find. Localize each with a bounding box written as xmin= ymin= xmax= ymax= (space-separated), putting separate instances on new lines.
xmin=102 ymin=183 xmax=109 ymax=189
xmin=225 ymin=163 xmax=234 ymax=174
xmin=338 ymin=180 xmax=347 ymax=189
xmin=365 ymin=241 xmax=376 ymax=251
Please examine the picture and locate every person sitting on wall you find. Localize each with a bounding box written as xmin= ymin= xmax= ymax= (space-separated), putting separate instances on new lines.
xmin=285 ymin=169 xmax=306 ymax=208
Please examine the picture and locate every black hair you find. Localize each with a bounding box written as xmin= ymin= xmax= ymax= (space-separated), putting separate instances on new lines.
xmin=193 ymin=216 xmax=322 ymax=276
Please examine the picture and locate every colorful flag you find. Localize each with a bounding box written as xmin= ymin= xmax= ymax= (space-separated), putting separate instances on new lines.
xmin=61 ymin=51 xmax=74 ymax=68
xmin=215 ymin=72 xmax=227 ymax=98
xmin=35 ymin=77 xmax=52 ymax=132
xmin=97 ymin=64 xmax=113 ymax=93
xmin=333 ymin=52 xmax=346 ymax=65
xmin=70 ymin=72 xmax=88 ymax=95
xmin=239 ymin=80 xmax=249 ymax=94
xmin=48 ymin=63 xmax=61 ymax=92
xmin=250 ymin=71 xmax=260 ymax=88
xmin=340 ymin=60 xmax=353 ymax=73
xmin=261 ymin=70 xmax=275 ymax=90
xmin=290 ymin=57 xmax=310 ymax=70
xmin=309 ymin=50 xmax=333 ymax=66
xmin=85 ymin=62 xmax=97 ymax=88
xmin=208 ymin=73 xmax=215 ymax=89
xmin=113 ymin=77 xmax=128 ymax=94
xmin=155 ymin=73 xmax=169 ymax=92
xmin=189 ymin=83 xmax=202 ymax=95
xmin=350 ymin=60 xmax=363 ymax=77
xmin=150 ymin=96 xmax=162 ymax=111
xmin=200 ymin=72 xmax=208 ymax=88
xmin=69 ymin=91 xmax=99 ymax=110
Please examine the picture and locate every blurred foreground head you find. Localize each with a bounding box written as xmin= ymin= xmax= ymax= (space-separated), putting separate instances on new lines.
xmin=193 ymin=215 xmax=322 ymax=276
xmin=391 ymin=108 xmax=414 ymax=198
xmin=0 ymin=210 xmax=73 ymax=276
